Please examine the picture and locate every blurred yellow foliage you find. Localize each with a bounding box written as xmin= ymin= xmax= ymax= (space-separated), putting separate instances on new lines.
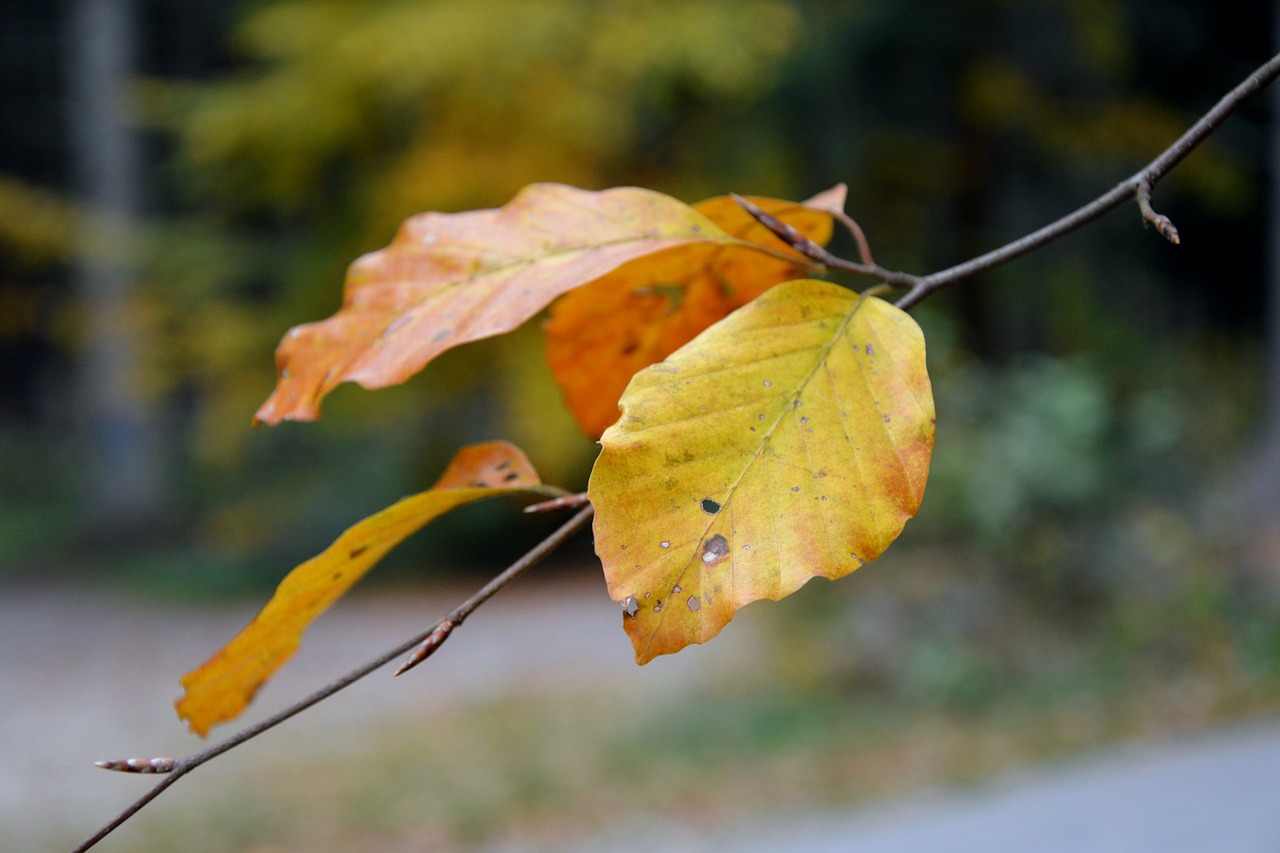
xmin=0 ymin=176 xmax=77 ymax=271
xmin=153 ymin=0 xmax=800 ymax=240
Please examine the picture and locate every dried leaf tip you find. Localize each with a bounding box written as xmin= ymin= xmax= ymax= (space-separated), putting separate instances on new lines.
xmin=94 ymin=757 xmax=176 ymax=774
xmin=394 ymin=618 xmax=459 ymax=676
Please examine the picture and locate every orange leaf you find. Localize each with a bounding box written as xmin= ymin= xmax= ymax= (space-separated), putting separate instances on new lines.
xmin=254 ymin=183 xmax=798 ymax=425
xmin=545 ymin=186 xmax=847 ymax=438
xmin=587 ymin=283 xmax=934 ymax=663
xmin=175 ymin=441 xmax=559 ymax=736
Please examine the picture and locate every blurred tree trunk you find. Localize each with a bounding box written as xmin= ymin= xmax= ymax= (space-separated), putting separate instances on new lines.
xmin=66 ymin=0 xmax=165 ymax=534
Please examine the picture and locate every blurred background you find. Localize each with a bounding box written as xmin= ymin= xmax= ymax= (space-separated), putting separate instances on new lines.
xmin=3 ymin=1 xmax=1279 ymax=850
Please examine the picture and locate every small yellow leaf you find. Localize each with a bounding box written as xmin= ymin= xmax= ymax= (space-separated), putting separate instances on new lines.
xmin=176 ymin=441 xmax=559 ymax=736
xmin=588 ymin=282 xmax=934 ymax=664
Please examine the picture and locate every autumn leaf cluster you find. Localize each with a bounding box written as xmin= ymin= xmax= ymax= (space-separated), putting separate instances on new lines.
xmin=178 ymin=183 xmax=934 ymax=736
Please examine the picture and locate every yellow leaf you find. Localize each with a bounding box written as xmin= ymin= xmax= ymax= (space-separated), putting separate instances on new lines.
xmin=545 ymin=186 xmax=847 ymax=438
xmin=588 ymin=282 xmax=934 ymax=664
xmin=176 ymin=441 xmax=560 ymax=736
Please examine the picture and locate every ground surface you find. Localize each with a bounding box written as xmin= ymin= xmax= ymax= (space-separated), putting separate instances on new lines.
xmin=4 ymin=581 xmax=1278 ymax=852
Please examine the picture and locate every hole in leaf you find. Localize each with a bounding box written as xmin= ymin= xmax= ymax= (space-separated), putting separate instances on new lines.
xmin=701 ymin=498 xmax=721 ymax=515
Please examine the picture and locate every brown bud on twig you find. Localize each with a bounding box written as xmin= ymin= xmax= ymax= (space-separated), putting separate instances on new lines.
xmin=394 ymin=617 xmax=459 ymax=677
xmin=1150 ymin=215 xmax=1180 ymax=245
xmin=1136 ymin=180 xmax=1181 ymax=245
xmin=730 ymin=194 xmax=830 ymax=263
xmin=94 ymin=757 xmax=177 ymax=774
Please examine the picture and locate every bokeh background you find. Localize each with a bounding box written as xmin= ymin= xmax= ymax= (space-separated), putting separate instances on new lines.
xmin=2 ymin=1 xmax=1279 ymax=850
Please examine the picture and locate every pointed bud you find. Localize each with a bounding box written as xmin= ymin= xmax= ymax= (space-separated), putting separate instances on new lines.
xmin=94 ymin=757 xmax=177 ymax=774
xmin=394 ymin=618 xmax=459 ymax=676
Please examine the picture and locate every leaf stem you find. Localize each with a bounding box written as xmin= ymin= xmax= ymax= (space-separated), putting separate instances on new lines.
xmin=73 ymin=506 xmax=594 ymax=852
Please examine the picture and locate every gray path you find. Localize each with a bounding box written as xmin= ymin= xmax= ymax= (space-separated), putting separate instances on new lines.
xmin=562 ymin=721 xmax=1280 ymax=853
xmin=4 ymin=583 xmax=1278 ymax=852
xmin=0 ymin=580 xmax=758 ymax=851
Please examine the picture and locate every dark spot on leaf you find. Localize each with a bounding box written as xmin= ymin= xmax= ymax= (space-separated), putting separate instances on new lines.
xmin=349 ymin=546 xmax=369 ymax=559
xmin=432 ymin=329 xmax=451 ymax=343
xmin=701 ymin=498 xmax=722 ymax=515
xmin=496 ymin=460 xmax=511 ymax=470
xmin=332 ymin=572 xmax=343 ymax=581
xmin=471 ymin=480 xmax=489 ymax=488
xmin=791 ymin=486 xmax=799 ymax=492
xmin=701 ymin=534 xmax=730 ymax=565
xmin=644 ymin=592 xmax=651 ymax=599
xmin=654 ymin=601 xmax=663 ymax=613
xmin=866 ymin=344 xmax=875 ymax=355
xmin=502 ymin=471 xmax=520 ymax=482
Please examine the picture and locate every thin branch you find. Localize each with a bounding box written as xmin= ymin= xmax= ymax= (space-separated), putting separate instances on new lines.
xmin=74 ymin=506 xmax=595 ymax=852
xmin=730 ymin=194 xmax=921 ymax=289
xmin=894 ymin=51 xmax=1280 ymax=310
xmin=832 ymin=209 xmax=877 ymax=266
